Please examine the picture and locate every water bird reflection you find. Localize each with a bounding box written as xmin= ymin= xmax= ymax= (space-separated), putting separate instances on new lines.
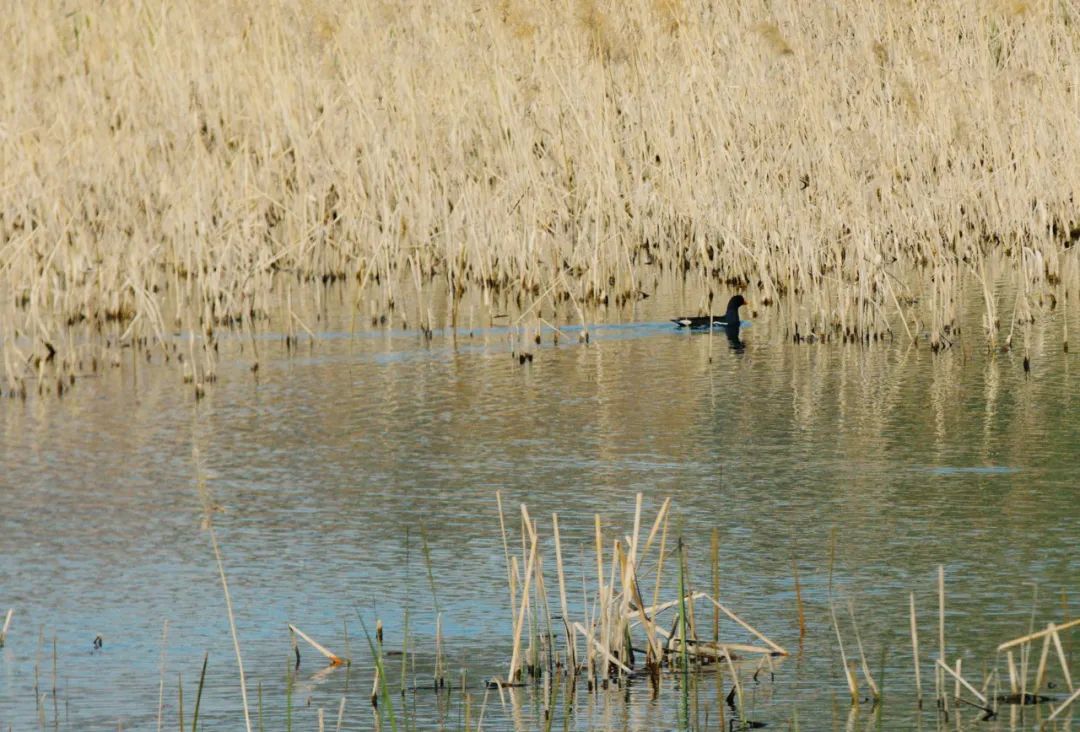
xmin=724 ymin=323 xmax=745 ymax=353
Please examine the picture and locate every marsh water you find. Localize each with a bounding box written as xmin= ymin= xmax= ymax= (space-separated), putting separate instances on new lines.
xmin=1 ymin=285 xmax=1078 ymax=731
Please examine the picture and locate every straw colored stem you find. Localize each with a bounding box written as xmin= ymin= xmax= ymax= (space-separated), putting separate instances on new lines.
xmin=934 ymin=659 xmax=987 ymax=706
xmin=1047 ymin=685 xmax=1080 ymax=722
xmin=507 ymin=505 xmax=539 ymax=682
xmin=496 ymin=492 xmax=518 ymax=629
xmin=288 ymin=624 xmax=348 ymax=666
xmin=209 ymin=528 xmax=253 ymax=732
xmin=847 ymin=601 xmax=879 ymax=699
xmin=909 ymin=592 xmax=922 ymax=705
xmin=651 ymin=509 xmax=670 ymax=616
xmin=704 ymin=595 xmax=787 ymax=656
xmin=1034 ymin=626 xmax=1051 ymax=693
xmin=937 ymin=566 xmax=945 ymax=665
xmin=551 ymin=514 xmax=576 ymax=669
xmin=0 ymin=608 xmax=12 ymax=646
xmin=626 ymin=564 xmax=662 ymax=664
xmin=156 ymin=620 xmax=169 ymax=732
xmin=573 ymin=623 xmax=632 ymax=675
xmin=721 ymin=648 xmax=744 ymax=722
xmin=638 ymin=498 xmax=671 ymax=571
xmin=663 ymin=637 xmax=775 ymax=657
xmin=997 ymin=617 xmax=1080 ymax=652
xmin=628 ymin=592 xmax=707 ymax=622
xmin=830 ymin=602 xmax=858 ymax=705
xmin=1051 ymin=629 xmax=1074 ymax=692
xmin=712 ymin=531 xmax=721 ymax=642
xmin=792 ymin=558 xmax=805 ymax=640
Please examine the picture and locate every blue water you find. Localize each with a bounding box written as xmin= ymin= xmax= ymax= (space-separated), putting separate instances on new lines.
xmin=1 ymin=301 xmax=1078 ymax=730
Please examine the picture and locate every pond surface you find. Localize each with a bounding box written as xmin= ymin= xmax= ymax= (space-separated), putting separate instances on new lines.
xmin=1 ymin=288 xmax=1078 ymax=731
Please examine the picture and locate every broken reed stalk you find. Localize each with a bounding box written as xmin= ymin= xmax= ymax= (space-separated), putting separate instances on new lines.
xmin=677 ymin=539 xmax=690 ymax=671
xmin=287 ymin=624 xmax=348 ymax=666
xmin=712 ymin=531 xmax=720 ymax=643
xmin=1034 ymin=625 xmax=1052 ymax=693
xmin=534 ymin=553 xmax=556 ymax=676
xmin=194 ymin=442 xmax=252 ymax=732
xmin=935 ymin=659 xmax=987 ymax=706
xmin=792 ymin=558 xmax=805 ymax=640
xmin=704 ymin=596 xmax=788 ymax=656
xmin=618 ymin=494 xmax=656 ymax=668
xmin=847 ymin=600 xmax=879 ymax=700
xmin=435 ymin=612 xmax=445 ymax=687
xmin=622 ymin=493 xmax=644 ymax=664
xmin=1047 ymin=685 xmax=1080 ymax=722
xmin=209 ymin=526 xmax=253 ymax=732
xmin=369 ymin=621 xmax=382 ymax=708
xmin=1051 ymin=629 xmax=1074 ymax=692
xmin=830 ymin=602 xmax=859 ymax=705
xmin=634 ymin=592 xmax=707 ymax=620
xmin=605 ymin=541 xmax=621 ymax=670
xmin=0 ymin=608 xmax=12 ymax=646
xmin=937 ymin=565 xmax=945 ymax=706
xmin=625 ymin=558 xmax=661 ymax=666
xmin=663 ymin=639 xmax=776 ymax=657
xmin=650 ymin=504 xmax=671 ymax=614
xmin=551 ymin=513 xmax=576 ymax=670
xmin=399 ymin=609 xmax=409 ymax=694
xmin=335 ymin=696 xmax=346 ymax=732
xmin=357 ymin=614 xmax=398 ymax=731
xmin=507 ymin=505 xmax=539 ymax=683
xmin=721 ymin=648 xmax=745 ymax=725
xmin=496 ymin=492 xmax=517 ymax=631
xmin=638 ymin=498 xmax=672 ymax=571
xmin=593 ymin=514 xmax=610 ymax=678
xmin=1007 ymin=651 xmax=1019 ymax=695
xmin=572 ymin=623 xmax=632 ymax=675
xmin=909 ymin=592 xmax=922 ymax=706
xmin=997 ymin=617 xmax=1080 ymax=651
xmin=954 ymin=658 xmax=962 ymax=701
xmin=476 ymin=685 xmax=491 ymax=732
xmin=157 ymin=620 xmax=170 ymax=732
xmin=679 ymin=543 xmax=698 ymax=647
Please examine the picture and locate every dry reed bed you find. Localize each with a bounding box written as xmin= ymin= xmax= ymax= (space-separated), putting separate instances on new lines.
xmin=2 ymin=0 xmax=1079 ymax=395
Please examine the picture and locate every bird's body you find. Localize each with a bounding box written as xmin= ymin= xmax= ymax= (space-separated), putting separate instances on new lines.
xmin=671 ymin=295 xmax=747 ymax=329
xmin=671 ymin=316 xmax=737 ymax=329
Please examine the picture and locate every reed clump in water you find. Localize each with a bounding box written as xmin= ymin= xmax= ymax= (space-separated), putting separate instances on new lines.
xmin=884 ymin=566 xmax=1080 ymax=726
xmin=491 ymin=492 xmax=788 ymax=692
xmin=2 ymin=1 xmax=1079 ymax=396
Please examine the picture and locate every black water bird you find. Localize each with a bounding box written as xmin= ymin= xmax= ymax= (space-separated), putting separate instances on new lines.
xmin=671 ymin=295 xmax=748 ymax=329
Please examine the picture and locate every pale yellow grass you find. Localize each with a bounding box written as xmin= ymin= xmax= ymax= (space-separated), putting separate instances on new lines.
xmin=1 ymin=0 xmax=1078 ymax=393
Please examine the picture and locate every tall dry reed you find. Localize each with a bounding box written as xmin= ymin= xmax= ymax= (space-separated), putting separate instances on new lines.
xmin=2 ymin=0 xmax=1078 ymax=394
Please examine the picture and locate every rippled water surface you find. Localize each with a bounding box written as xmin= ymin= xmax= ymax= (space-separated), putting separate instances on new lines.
xmin=2 ymin=292 xmax=1078 ymax=730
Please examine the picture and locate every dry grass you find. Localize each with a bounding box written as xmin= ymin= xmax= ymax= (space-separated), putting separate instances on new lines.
xmin=2 ymin=0 xmax=1079 ymax=394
